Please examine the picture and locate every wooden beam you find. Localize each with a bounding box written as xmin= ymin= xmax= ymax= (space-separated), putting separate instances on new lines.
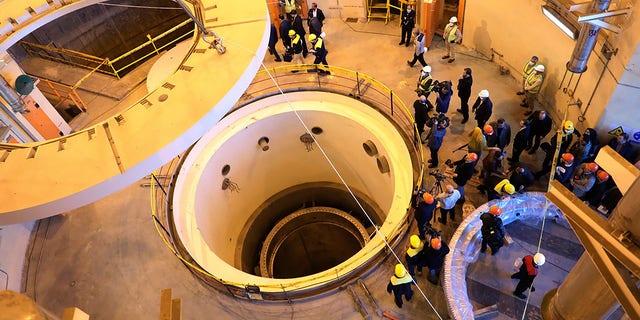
xmin=159 ymin=289 xmax=173 ymax=320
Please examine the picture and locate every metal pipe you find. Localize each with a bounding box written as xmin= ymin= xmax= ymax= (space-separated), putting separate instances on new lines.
xmin=0 ymin=76 xmax=38 ymax=141
xmin=567 ymin=0 xmax=611 ymax=73
xmin=0 ymin=75 xmax=25 ymax=113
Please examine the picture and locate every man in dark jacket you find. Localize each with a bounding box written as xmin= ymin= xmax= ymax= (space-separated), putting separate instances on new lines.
xmin=480 ymin=205 xmax=505 ymax=255
xmin=279 ymin=14 xmax=292 ymax=49
xmin=307 ymin=2 xmax=325 ymax=30
xmin=526 ymin=110 xmax=552 ymax=154
xmin=608 ymin=133 xmax=634 ymax=162
xmin=399 ymin=5 xmax=416 ymax=46
xmin=555 ymin=153 xmax=575 ymax=186
xmin=451 ymin=152 xmax=478 ymax=203
xmin=583 ymin=170 xmax=610 ymax=206
xmin=426 ymin=115 xmax=448 ymax=168
xmin=387 ymin=264 xmax=413 ymax=308
xmin=422 ymin=237 xmax=450 ymax=285
xmin=512 ymin=253 xmax=545 ymax=299
xmin=457 ymin=68 xmax=473 ymax=124
xmin=268 ymin=23 xmax=282 ymax=62
xmin=472 ymin=89 xmax=492 ymax=129
xmin=489 ymin=118 xmax=511 ymax=151
xmin=508 ymin=119 xmax=530 ymax=163
xmin=290 ymin=10 xmax=308 ymax=57
xmin=413 ymin=95 xmax=429 ymax=137
xmin=509 ymin=166 xmax=534 ymax=192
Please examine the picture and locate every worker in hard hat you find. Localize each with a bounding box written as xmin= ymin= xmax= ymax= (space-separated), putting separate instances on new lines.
xmin=290 ymin=10 xmax=308 ymax=57
xmin=442 ymin=16 xmax=462 ymax=63
xmin=521 ymin=64 xmax=545 ymax=116
xmin=435 ymin=185 xmax=461 ymax=225
xmin=511 ymin=253 xmax=545 ymax=299
xmin=535 ymin=120 xmax=580 ymax=180
xmin=554 ymin=153 xmax=576 ymax=186
xmin=288 ymin=29 xmax=305 ymax=65
xmin=570 ymin=162 xmax=599 ymax=197
xmin=479 ymin=176 xmax=516 ymax=201
xmin=386 ymin=264 xmax=414 ymax=308
xmin=472 ymin=89 xmax=493 ymax=129
xmin=416 ymin=66 xmax=435 ymax=102
xmin=517 ymin=56 xmax=539 ymax=95
xmin=414 ymin=192 xmax=436 ymax=239
xmin=479 ymin=206 xmax=506 ymax=255
xmin=467 ymin=127 xmax=501 ymax=162
xmin=422 ymin=237 xmax=450 ymax=285
xmin=307 ymin=33 xmax=329 ymax=74
xmin=450 ymin=152 xmax=478 ymax=204
xmin=582 ymin=170 xmax=610 ymax=207
xmin=405 ymin=235 xmax=424 ymax=277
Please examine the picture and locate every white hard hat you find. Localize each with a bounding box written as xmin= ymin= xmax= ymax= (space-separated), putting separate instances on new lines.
xmin=422 ymin=66 xmax=431 ymax=73
xmin=449 ymin=16 xmax=458 ymax=23
xmin=479 ymin=89 xmax=489 ymax=98
xmin=534 ymin=65 xmax=545 ymax=72
xmin=533 ymin=253 xmax=546 ymax=266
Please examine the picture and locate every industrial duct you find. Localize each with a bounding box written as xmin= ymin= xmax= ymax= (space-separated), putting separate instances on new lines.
xmin=0 ymin=74 xmax=26 ymax=113
xmin=567 ymin=0 xmax=612 ymax=73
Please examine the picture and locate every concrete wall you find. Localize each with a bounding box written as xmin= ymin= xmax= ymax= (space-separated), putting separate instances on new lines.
xmin=10 ymin=0 xmax=189 ymax=61
xmin=462 ymin=0 xmax=640 ymax=155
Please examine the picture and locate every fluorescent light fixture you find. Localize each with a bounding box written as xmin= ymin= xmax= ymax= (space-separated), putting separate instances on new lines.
xmin=542 ymin=5 xmax=579 ymax=39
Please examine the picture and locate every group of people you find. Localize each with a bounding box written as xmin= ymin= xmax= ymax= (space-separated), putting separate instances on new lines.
xmin=269 ymin=3 xmax=329 ymax=72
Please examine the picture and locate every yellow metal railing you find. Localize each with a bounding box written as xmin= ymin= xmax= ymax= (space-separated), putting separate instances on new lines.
xmin=32 ymin=76 xmax=87 ymax=113
xmin=19 ymin=19 xmax=195 ymax=79
xmin=148 ymin=64 xmax=425 ymax=299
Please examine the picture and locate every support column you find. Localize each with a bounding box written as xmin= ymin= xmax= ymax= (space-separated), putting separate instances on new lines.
xmin=542 ymin=253 xmax=619 ymax=320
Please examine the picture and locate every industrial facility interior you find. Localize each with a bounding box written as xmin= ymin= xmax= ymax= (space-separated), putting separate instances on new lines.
xmin=1 ymin=0 xmax=639 ymax=319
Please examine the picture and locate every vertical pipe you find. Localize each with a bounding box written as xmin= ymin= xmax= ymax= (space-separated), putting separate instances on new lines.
xmin=566 ymin=0 xmax=611 ymax=73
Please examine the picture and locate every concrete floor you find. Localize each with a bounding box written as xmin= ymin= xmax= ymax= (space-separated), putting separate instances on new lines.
xmin=0 ymin=17 xmax=601 ymax=319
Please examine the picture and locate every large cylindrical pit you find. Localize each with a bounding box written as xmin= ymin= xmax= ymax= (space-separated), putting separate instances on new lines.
xmin=170 ymin=91 xmax=416 ymax=296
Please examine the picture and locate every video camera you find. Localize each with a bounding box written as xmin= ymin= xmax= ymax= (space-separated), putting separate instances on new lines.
xmin=432 ymin=80 xmax=452 ymax=94
xmin=428 ymin=168 xmax=450 ymax=181
xmin=426 ymin=112 xmax=450 ymax=128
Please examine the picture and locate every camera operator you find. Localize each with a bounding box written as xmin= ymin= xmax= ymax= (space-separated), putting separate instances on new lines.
xmin=425 ymin=113 xmax=449 ymax=168
xmin=448 ymin=152 xmax=478 ymax=204
xmin=434 ymin=80 xmax=453 ymax=114
xmin=414 ymin=192 xmax=436 ymax=239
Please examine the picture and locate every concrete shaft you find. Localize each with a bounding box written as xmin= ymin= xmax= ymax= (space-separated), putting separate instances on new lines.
xmin=543 ymin=253 xmax=619 ymax=319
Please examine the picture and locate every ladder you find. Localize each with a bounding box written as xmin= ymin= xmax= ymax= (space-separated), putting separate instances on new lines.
xmin=367 ymin=0 xmax=390 ymax=24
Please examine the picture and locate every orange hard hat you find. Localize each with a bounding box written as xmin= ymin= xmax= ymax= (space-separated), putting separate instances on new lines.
xmin=422 ymin=192 xmax=435 ymax=204
xmin=483 ymin=125 xmax=494 ymax=135
xmin=489 ymin=205 xmax=502 ymax=216
xmin=596 ymin=170 xmax=609 ymax=181
xmin=467 ymin=152 xmax=478 ymax=162
xmin=430 ymin=237 xmax=442 ymax=250
xmin=585 ymin=163 xmax=599 ymax=172
xmin=561 ymin=153 xmax=574 ymax=164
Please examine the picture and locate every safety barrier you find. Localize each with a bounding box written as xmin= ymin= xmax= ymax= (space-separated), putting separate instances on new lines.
xmin=19 ymin=19 xmax=194 ymax=79
xmin=149 ymin=64 xmax=426 ymax=299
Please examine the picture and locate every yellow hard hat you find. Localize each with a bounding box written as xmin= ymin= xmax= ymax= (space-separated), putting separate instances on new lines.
xmin=410 ymin=235 xmax=421 ymax=248
xmin=394 ymin=264 xmax=406 ymax=278
xmin=308 ymin=34 xmax=317 ymax=41
xmin=288 ymin=29 xmax=295 ymax=36
xmin=504 ymin=183 xmax=516 ymax=195
xmin=563 ymin=121 xmax=574 ymax=133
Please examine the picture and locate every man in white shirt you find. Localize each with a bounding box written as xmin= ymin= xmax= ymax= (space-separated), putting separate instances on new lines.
xmin=435 ymin=184 xmax=461 ymax=225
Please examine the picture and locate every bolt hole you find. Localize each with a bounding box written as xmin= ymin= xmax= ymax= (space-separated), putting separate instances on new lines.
xmin=221 ymin=164 xmax=231 ymax=176
xmin=311 ymin=127 xmax=323 ymax=135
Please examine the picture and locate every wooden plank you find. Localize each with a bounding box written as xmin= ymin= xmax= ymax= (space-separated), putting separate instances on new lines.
xmin=171 ymin=298 xmax=182 ymax=320
xmin=159 ymin=288 xmax=172 ymax=320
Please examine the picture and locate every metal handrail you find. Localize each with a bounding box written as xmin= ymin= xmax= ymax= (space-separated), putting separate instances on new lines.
xmin=19 ymin=19 xmax=195 ymax=79
xmin=149 ymin=64 xmax=425 ymax=298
